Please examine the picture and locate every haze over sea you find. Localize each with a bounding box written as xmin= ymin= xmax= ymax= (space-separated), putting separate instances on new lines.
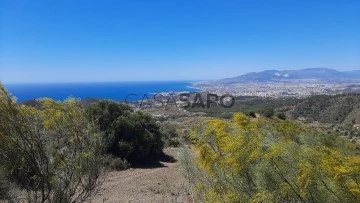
xmin=5 ymin=81 xmax=199 ymax=103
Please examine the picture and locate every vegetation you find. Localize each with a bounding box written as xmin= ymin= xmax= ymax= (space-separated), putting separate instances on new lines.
xmin=0 ymin=84 xmax=104 ymax=202
xmin=188 ymin=94 xmax=360 ymax=126
xmin=161 ymin=124 xmax=181 ymax=147
xmin=287 ymin=94 xmax=360 ymax=124
xmin=187 ymin=96 xmax=300 ymax=119
xmin=189 ymin=113 xmax=360 ymax=202
xmin=2 ymin=82 xmax=360 ymax=202
xmin=86 ymin=100 xmax=164 ymax=164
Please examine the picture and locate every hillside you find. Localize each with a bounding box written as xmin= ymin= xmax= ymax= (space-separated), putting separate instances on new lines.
xmin=284 ymin=94 xmax=360 ymax=125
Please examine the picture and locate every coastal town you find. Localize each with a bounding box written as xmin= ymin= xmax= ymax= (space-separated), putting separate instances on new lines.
xmin=193 ymin=82 xmax=360 ymax=98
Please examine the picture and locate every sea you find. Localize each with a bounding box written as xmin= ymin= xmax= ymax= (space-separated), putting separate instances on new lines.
xmin=4 ymin=81 xmax=201 ymax=103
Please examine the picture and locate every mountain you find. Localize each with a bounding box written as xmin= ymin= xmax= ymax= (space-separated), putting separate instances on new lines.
xmin=220 ymin=68 xmax=360 ymax=84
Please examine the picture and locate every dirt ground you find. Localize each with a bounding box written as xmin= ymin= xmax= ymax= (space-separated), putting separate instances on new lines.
xmin=90 ymin=148 xmax=193 ymax=203
xmin=90 ymin=106 xmax=205 ymax=203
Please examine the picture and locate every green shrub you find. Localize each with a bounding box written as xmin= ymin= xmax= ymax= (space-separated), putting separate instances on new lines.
xmin=167 ymin=138 xmax=181 ymax=147
xmin=86 ymin=101 xmax=164 ymax=163
xmin=276 ymin=112 xmax=286 ymax=120
xmin=0 ymin=84 xmax=104 ymax=202
xmin=103 ymin=155 xmax=129 ymax=171
xmin=262 ymin=108 xmax=274 ymax=118
xmin=161 ymin=125 xmax=182 ymax=147
xmin=248 ymin=111 xmax=256 ymax=118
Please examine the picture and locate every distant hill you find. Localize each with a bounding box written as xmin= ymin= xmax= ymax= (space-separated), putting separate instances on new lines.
xmin=220 ymin=68 xmax=360 ymax=84
xmin=282 ymin=94 xmax=360 ymax=125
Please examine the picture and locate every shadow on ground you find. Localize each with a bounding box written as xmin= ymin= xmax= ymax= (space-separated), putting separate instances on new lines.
xmin=131 ymin=152 xmax=177 ymax=169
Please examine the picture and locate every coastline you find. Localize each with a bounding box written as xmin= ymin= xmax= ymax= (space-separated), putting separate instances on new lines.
xmin=6 ymin=81 xmax=202 ymax=103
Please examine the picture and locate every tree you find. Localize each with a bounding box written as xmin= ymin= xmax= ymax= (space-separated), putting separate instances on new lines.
xmin=0 ymin=83 xmax=104 ymax=202
xmin=86 ymin=101 xmax=164 ymax=163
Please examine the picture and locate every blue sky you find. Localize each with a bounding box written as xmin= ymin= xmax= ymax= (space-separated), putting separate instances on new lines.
xmin=1 ymin=0 xmax=359 ymax=84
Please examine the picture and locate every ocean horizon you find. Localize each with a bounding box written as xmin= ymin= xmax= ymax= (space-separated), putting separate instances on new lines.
xmin=4 ymin=81 xmax=201 ymax=103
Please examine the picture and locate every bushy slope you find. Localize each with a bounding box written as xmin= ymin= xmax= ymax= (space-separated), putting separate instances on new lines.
xmin=286 ymin=94 xmax=360 ymax=125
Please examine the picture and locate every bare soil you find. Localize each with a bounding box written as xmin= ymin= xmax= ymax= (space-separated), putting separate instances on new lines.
xmin=90 ymin=148 xmax=193 ymax=203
